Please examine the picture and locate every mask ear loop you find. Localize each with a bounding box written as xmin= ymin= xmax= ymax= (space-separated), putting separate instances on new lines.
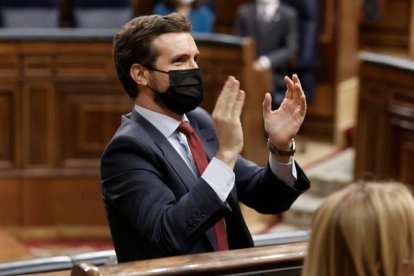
xmin=144 ymin=66 xmax=169 ymax=95
xmin=145 ymin=65 xmax=169 ymax=75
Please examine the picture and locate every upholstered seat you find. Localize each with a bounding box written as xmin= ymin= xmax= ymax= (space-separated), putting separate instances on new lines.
xmin=0 ymin=0 xmax=59 ymax=28
xmin=72 ymin=0 xmax=133 ymax=28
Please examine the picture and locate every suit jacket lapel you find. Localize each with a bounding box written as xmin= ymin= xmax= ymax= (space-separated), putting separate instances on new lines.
xmin=129 ymin=110 xmax=198 ymax=193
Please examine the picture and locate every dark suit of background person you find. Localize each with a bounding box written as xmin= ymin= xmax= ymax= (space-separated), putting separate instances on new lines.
xmin=234 ymin=0 xmax=298 ymax=108
xmin=282 ymin=0 xmax=319 ymax=104
xmin=100 ymin=13 xmax=310 ymax=263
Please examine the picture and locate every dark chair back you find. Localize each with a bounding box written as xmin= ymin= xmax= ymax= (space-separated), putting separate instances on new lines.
xmin=72 ymin=0 xmax=133 ymax=28
xmin=0 ymin=0 xmax=60 ymax=27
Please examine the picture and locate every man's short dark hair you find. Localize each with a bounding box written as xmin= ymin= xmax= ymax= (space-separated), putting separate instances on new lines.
xmin=113 ymin=13 xmax=192 ymax=99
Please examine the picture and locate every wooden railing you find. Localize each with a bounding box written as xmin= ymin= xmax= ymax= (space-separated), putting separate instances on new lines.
xmin=71 ymin=242 xmax=307 ymax=276
xmin=0 ymin=231 xmax=308 ymax=276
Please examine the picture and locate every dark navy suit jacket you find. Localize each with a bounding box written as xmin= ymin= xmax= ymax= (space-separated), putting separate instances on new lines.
xmin=100 ymin=107 xmax=310 ymax=262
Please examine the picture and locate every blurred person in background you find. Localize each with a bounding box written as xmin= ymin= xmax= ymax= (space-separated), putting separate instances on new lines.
xmin=234 ymin=0 xmax=298 ymax=109
xmin=282 ymin=0 xmax=319 ymax=105
xmin=153 ymin=0 xmax=215 ymax=33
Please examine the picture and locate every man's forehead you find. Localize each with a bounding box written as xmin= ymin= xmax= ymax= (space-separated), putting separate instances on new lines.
xmin=152 ymin=32 xmax=198 ymax=54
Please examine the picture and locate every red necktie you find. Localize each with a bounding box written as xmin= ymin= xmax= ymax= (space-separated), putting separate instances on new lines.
xmin=177 ymin=121 xmax=229 ymax=251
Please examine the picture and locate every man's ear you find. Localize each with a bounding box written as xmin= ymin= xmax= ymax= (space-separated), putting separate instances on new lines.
xmin=130 ymin=64 xmax=149 ymax=86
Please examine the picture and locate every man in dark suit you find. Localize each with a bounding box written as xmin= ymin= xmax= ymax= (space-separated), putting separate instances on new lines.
xmin=282 ymin=0 xmax=319 ymax=104
xmin=101 ymin=12 xmax=310 ymax=263
xmin=234 ymin=0 xmax=298 ymax=108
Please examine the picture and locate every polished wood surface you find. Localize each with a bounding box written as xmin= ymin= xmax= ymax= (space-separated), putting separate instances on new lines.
xmin=71 ymin=242 xmax=306 ymax=276
xmin=355 ymin=52 xmax=414 ymax=189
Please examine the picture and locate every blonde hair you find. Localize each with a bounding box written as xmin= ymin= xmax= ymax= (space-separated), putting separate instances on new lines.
xmin=302 ymin=182 xmax=414 ymax=276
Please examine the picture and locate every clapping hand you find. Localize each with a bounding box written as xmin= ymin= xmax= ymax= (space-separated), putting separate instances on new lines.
xmin=262 ymin=74 xmax=307 ymax=159
xmin=212 ymin=76 xmax=245 ymax=168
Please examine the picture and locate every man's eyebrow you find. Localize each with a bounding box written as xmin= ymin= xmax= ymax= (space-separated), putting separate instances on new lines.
xmin=170 ymin=52 xmax=200 ymax=61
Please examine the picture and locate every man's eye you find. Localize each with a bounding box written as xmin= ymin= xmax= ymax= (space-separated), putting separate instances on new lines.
xmin=173 ymin=58 xmax=184 ymax=64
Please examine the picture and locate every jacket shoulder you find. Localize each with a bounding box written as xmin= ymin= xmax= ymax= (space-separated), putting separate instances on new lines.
xmin=187 ymin=107 xmax=213 ymax=129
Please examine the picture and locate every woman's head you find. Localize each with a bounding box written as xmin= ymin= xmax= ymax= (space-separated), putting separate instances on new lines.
xmin=303 ymin=182 xmax=414 ymax=276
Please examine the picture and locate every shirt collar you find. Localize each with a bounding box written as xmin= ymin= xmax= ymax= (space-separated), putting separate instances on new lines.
xmin=134 ymin=104 xmax=189 ymax=138
xmin=257 ymin=0 xmax=280 ymax=19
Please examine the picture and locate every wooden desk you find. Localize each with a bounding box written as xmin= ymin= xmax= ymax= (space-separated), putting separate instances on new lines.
xmin=355 ymin=52 xmax=414 ymax=189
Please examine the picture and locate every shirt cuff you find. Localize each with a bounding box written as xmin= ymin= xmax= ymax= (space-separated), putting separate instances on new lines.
xmin=269 ymin=154 xmax=297 ymax=186
xmin=202 ymin=157 xmax=235 ymax=202
xmin=258 ymin=56 xmax=271 ymax=69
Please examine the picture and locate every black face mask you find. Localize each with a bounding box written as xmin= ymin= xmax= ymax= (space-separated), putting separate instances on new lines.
xmin=147 ymin=67 xmax=203 ymax=114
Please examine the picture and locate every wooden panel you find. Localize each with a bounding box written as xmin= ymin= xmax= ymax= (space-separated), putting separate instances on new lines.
xmin=355 ymin=53 xmax=414 ymax=187
xmin=56 ymin=55 xmax=116 ymax=79
xmin=0 ymin=83 xmax=18 ymax=169
xmin=21 ymin=177 xmax=106 ymax=226
xmin=57 ymin=82 xmax=131 ymax=167
xmin=0 ymin=55 xmax=19 ymax=80
xmin=22 ymin=82 xmax=55 ymax=167
xmin=334 ymin=78 xmax=359 ymax=145
xmin=400 ymin=141 xmax=414 ymax=189
xmin=23 ymin=56 xmax=54 ymax=78
xmin=359 ymin=0 xmax=414 ymax=56
xmin=214 ymin=0 xmax=252 ymax=34
xmin=390 ymin=118 xmax=414 ymax=186
xmin=198 ymin=43 xmax=245 ymax=98
xmin=391 ymin=89 xmax=414 ymax=112
xmin=0 ymin=179 xmax=20 ymax=225
xmin=337 ymin=0 xmax=359 ymax=82
xmin=355 ymin=103 xmax=388 ymax=179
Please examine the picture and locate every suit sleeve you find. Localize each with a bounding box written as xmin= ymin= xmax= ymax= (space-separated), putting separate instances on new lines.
xmin=233 ymin=155 xmax=310 ymax=214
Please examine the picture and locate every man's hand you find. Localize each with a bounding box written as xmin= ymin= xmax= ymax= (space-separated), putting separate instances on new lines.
xmin=262 ymin=74 xmax=307 ymax=159
xmin=212 ymin=76 xmax=245 ymax=169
